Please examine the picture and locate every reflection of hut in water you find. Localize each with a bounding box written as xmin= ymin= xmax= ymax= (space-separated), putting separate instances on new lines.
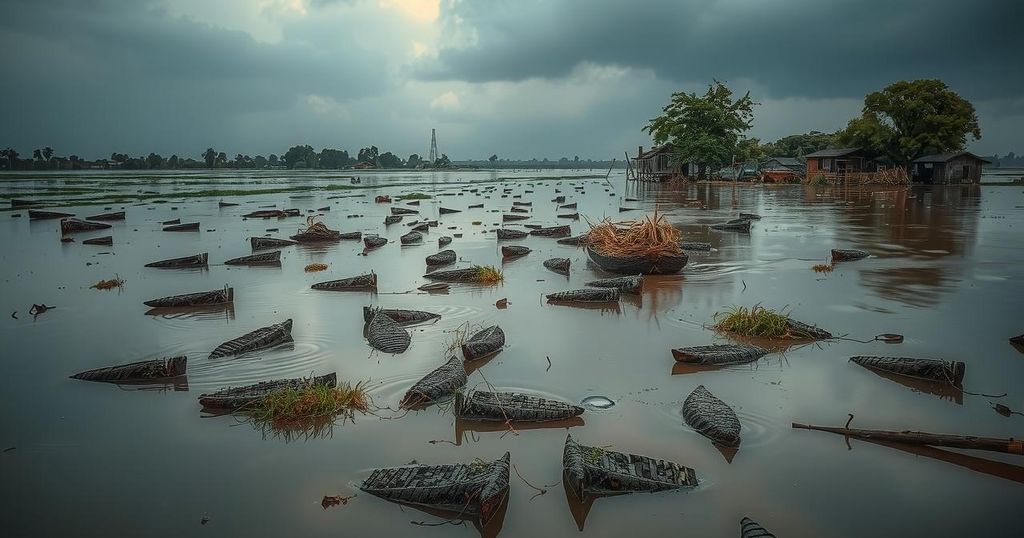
xmin=912 ymin=151 xmax=990 ymax=184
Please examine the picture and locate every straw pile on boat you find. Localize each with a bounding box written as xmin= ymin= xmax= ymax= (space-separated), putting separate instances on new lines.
xmin=586 ymin=209 xmax=682 ymax=259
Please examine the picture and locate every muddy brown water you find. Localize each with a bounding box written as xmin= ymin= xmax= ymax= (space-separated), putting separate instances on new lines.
xmin=1 ymin=170 xmax=1023 ymax=537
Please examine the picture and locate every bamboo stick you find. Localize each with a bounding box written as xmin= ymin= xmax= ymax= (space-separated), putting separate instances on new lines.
xmin=792 ymin=422 xmax=1023 ymax=455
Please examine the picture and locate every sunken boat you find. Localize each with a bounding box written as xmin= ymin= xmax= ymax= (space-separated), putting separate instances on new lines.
xmin=547 ymin=288 xmax=619 ymax=303
xmin=144 ymin=286 xmax=233 ymax=308
xmin=410 ymin=222 xmax=429 ymax=232
xmin=831 ymin=248 xmax=869 ymax=262
xmin=585 ymin=275 xmax=643 ymax=294
xmin=785 ymin=319 xmax=832 ymax=339
xmin=384 ymin=215 xmax=403 ymax=225
xmin=530 ymin=224 xmax=571 ymax=238
xmin=563 ymin=434 xmax=697 ymax=499
xmin=391 ymin=207 xmax=418 ymax=215
xmin=224 ymin=250 xmax=281 ymax=266
xmin=60 ymin=218 xmax=111 ymax=234
xmin=163 ymin=222 xmax=199 ymax=232
xmin=419 ymin=282 xmax=449 ymax=292
xmin=438 ymin=236 xmax=452 ymax=248
xmin=587 ymin=247 xmax=687 ymax=275
xmin=290 ymin=222 xmax=341 ymax=242
xmin=439 ymin=207 xmax=460 ymax=215
xmin=672 ymin=344 xmax=769 ymax=365
xmin=360 ymin=452 xmax=510 ymax=528
xmin=462 ymin=325 xmax=505 ymax=361
xmin=208 ymin=319 xmax=293 ymax=359
xmin=680 ymin=241 xmax=712 ymax=251
xmin=501 ymin=245 xmax=530 ymax=258
xmin=682 ymin=385 xmax=741 ymax=448
xmin=710 ymin=219 xmax=751 ymax=232
xmin=509 ymin=207 xmax=529 ymax=214
xmin=83 ymin=236 xmax=113 ymax=246
xmin=400 ymin=231 xmax=423 ymax=245
xmin=468 ymin=203 xmax=484 ymax=209
xmin=162 ymin=218 xmax=180 ymax=225
xmin=456 ymin=391 xmax=584 ymax=422
xmin=218 ymin=201 xmax=239 ymax=207
xmin=86 ymin=211 xmax=125 ymax=221
xmin=425 ymin=249 xmax=456 ymax=266
xmin=502 ymin=213 xmax=529 ymax=222
xmin=496 ymin=228 xmax=527 ymax=240
xmin=363 ymin=235 xmax=388 ymax=249
xmin=338 ymin=231 xmax=362 ymax=240
xmin=244 ymin=210 xmax=286 ymax=218
xmin=199 ymin=372 xmax=336 ymax=410
xmin=544 ymin=257 xmax=570 ymax=274
xmin=423 ymin=267 xmax=485 ymax=283
xmin=250 ymin=237 xmax=295 ymax=250
xmin=399 ymin=355 xmax=467 ymax=408
xmin=557 ymin=212 xmax=580 ymax=220
xmin=29 ymin=210 xmax=73 ymax=220
xmin=741 ymin=517 xmax=776 ymax=538
xmin=311 ymin=273 xmax=377 ymax=291
xmin=365 ymin=310 xmax=411 ymax=353
xmin=850 ymin=356 xmax=965 ymax=386
xmin=513 ymin=201 xmax=532 ymax=207
xmin=559 ymin=202 xmax=578 ymax=209
xmin=144 ymin=252 xmax=208 ymax=269
xmin=71 ymin=356 xmax=186 ymax=383
xmin=558 ymin=234 xmax=589 ymax=246
xmin=362 ymin=306 xmax=440 ymax=326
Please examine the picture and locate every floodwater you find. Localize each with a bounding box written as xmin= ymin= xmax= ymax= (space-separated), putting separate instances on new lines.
xmin=1 ymin=169 xmax=1023 ymax=537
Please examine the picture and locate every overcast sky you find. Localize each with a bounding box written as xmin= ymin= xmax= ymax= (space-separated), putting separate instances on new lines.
xmin=1 ymin=0 xmax=1021 ymax=160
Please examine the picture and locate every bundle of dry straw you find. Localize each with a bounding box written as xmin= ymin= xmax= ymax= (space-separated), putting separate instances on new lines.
xmin=586 ymin=208 xmax=682 ymax=258
xmin=298 ymin=216 xmax=339 ymax=239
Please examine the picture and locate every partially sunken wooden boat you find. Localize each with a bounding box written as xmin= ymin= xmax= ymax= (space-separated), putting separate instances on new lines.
xmin=419 ymin=282 xmax=449 ymax=292
xmin=462 ymin=325 xmax=505 ymax=360
xmin=250 ymin=236 xmax=295 ymax=250
xmin=162 ymin=218 xmax=180 ymax=225
xmin=338 ymin=231 xmax=361 ymax=240
xmin=831 ymin=248 xmax=869 ymax=262
xmin=741 ymin=517 xmax=776 ymax=538
xmin=502 ymin=213 xmax=529 ymax=222
xmin=547 ymin=288 xmax=619 ymax=303
xmin=680 ymin=241 xmax=712 ymax=251
xmin=672 ymin=344 xmax=769 ymax=365
xmin=557 ymin=212 xmax=580 ymax=220
xmin=199 ymin=372 xmax=336 ymax=410
xmin=400 ymin=355 xmax=467 ymax=408
xmin=29 ymin=210 xmax=74 ymax=220
xmin=71 ymin=356 xmax=186 ymax=383
xmin=360 ymin=452 xmax=510 ymax=528
xmin=366 ymin=310 xmax=411 ymax=353
xmin=244 ymin=210 xmax=287 ymax=218
xmin=83 ymin=236 xmax=113 ymax=246
xmin=86 ymin=211 xmax=125 ymax=221
xmin=530 ymin=224 xmax=571 ymax=238
xmin=587 ymin=247 xmax=687 ymax=275
xmin=683 ymin=385 xmax=741 ymax=448
xmin=850 ymin=356 xmax=965 ymax=386
xmin=218 ymin=201 xmax=239 ymax=207
xmin=400 ymin=231 xmax=423 ymax=244
xmin=144 ymin=287 xmax=233 ymax=308
xmin=423 ymin=267 xmax=480 ymax=282
xmin=544 ymin=257 xmax=570 ymax=274
xmin=468 ymin=203 xmax=484 ymax=209
xmin=509 ymin=207 xmax=529 ymax=214
xmin=362 ymin=306 xmax=440 ymax=326
xmin=563 ymin=434 xmax=697 ymax=499
xmin=439 ymin=207 xmax=460 ymax=215
xmin=290 ymin=227 xmax=341 ymax=242
xmin=163 ymin=222 xmax=199 ymax=232
xmin=311 ymin=273 xmax=377 ymax=291
xmin=786 ymin=319 xmax=832 ymax=339
xmin=513 ymin=201 xmax=532 ymax=207
xmin=224 ymin=250 xmax=281 ymax=266
xmin=496 ymin=228 xmax=527 ymax=240
xmin=585 ymin=275 xmax=643 ymax=294
xmin=558 ymin=234 xmax=588 ymax=246
xmin=501 ymin=245 xmax=530 ymax=258
xmin=410 ymin=222 xmax=429 ymax=232
xmin=208 ymin=319 xmax=293 ymax=359
xmin=438 ymin=236 xmax=452 ymax=248
xmin=456 ymin=391 xmax=584 ymax=422
xmin=426 ymin=249 xmax=456 ymax=266
xmin=559 ymin=202 xmax=578 ymax=209
xmin=710 ymin=219 xmax=751 ymax=232
xmin=363 ymin=235 xmax=387 ymax=249
xmin=391 ymin=207 xmax=418 ymax=215
xmin=144 ymin=252 xmax=208 ymax=269
xmin=384 ymin=215 xmax=403 ymax=225
xmin=61 ymin=218 xmax=111 ymax=234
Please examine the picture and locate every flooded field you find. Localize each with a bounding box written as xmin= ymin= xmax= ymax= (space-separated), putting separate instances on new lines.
xmin=1 ymin=170 xmax=1023 ymax=537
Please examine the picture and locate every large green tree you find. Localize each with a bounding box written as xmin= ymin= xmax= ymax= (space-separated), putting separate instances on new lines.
xmin=764 ymin=131 xmax=836 ymax=158
xmin=202 ymin=148 xmax=217 ymax=168
xmin=644 ymin=80 xmax=756 ymax=178
xmin=838 ymin=79 xmax=980 ymax=167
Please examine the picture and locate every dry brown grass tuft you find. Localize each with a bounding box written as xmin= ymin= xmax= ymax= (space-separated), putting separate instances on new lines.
xmin=586 ymin=208 xmax=682 ymax=258
xmin=305 ymin=263 xmax=328 ymax=272
xmin=91 ymin=275 xmax=125 ymax=290
xmin=812 ymin=263 xmax=834 ymax=273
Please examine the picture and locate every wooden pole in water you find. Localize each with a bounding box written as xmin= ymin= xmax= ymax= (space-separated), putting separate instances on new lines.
xmin=792 ymin=422 xmax=1024 ymax=455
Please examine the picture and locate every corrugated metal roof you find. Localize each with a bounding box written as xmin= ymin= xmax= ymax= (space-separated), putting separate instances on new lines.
xmin=913 ymin=151 xmax=991 ymax=164
xmin=803 ymin=147 xmax=862 ymax=158
xmin=762 ymin=157 xmax=804 ymax=168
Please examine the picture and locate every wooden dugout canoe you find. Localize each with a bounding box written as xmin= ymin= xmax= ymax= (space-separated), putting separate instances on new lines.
xmin=456 ymin=391 xmax=584 ymax=422
xmin=585 ymin=274 xmax=643 ymax=294
xmin=244 ymin=210 xmax=287 ymax=218
xmin=391 ymin=207 xmax=418 ymax=215
xmin=362 ymin=306 xmax=440 ymax=326
xmin=399 ymin=355 xmax=467 ymax=408
xmin=513 ymin=201 xmax=532 ymax=207
xmin=163 ymin=222 xmax=199 ymax=232
xmin=422 ymin=267 xmax=481 ymax=282
xmin=360 ymin=452 xmax=510 ymax=528
xmin=224 ymin=250 xmax=281 ymax=266
xmin=850 ymin=356 xmax=965 ymax=386
xmin=144 ymin=287 xmax=233 ymax=308
xmin=563 ymin=434 xmax=697 ymax=499
xmin=198 ymin=372 xmax=336 ymax=410
xmin=530 ymin=225 xmax=571 ymax=238
xmin=338 ymin=231 xmax=362 ymax=240
xmin=501 ymin=245 xmax=530 ymax=258
xmin=71 ymin=356 xmax=186 ymax=383
xmin=785 ymin=319 xmax=832 ymax=339
xmin=831 ymin=248 xmax=870 ymax=262
xmin=61 ymin=218 xmax=111 ymax=234
xmin=363 ymin=235 xmax=387 ymax=249
xmin=410 ymin=222 xmax=429 ymax=232
xmin=365 ymin=310 xmax=411 ymax=353
xmin=425 ymin=249 xmax=456 ymax=266
xmin=509 ymin=207 xmax=529 ymax=214
xmin=741 ymin=517 xmax=777 ymax=538
xmin=710 ymin=219 xmax=751 ymax=232
xmin=496 ymin=228 xmax=527 ymax=240
xmin=250 ymin=236 xmax=295 ymax=250
xmin=439 ymin=207 xmax=460 ymax=214
xmin=559 ymin=202 xmax=578 ymax=209
xmin=557 ymin=212 xmax=580 ymax=220
xmin=672 ymin=344 xmax=769 ymax=365
xmin=683 ymin=385 xmax=741 ymax=448
xmin=438 ymin=236 xmax=452 ymax=248
xmin=86 ymin=211 xmax=125 ymax=221
xmin=144 ymin=252 xmax=208 ymax=269
xmin=547 ymin=288 xmax=619 ymax=303
xmin=502 ymin=213 xmax=529 ymax=222
xmin=400 ymin=231 xmax=423 ymax=244
xmin=544 ymin=257 xmax=570 ymax=274
xmin=587 ymin=247 xmax=687 ymax=275
xmin=311 ymin=273 xmax=377 ymax=291
xmin=557 ymin=234 xmax=588 ymax=246
xmin=208 ymin=319 xmax=293 ymax=359
xmin=83 ymin=236 xmax=113 ymax=246
xmin=29 ymin=210 xmax=74 ymax=220
xmin=384 ymin=215 xmax=403 ymax=225
xmin=680 ymin=241 xmax=712 ymax=251
xmin=462 ymin=325 xmax=505 ymax=361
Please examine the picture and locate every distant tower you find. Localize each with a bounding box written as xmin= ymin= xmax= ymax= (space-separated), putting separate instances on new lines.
xmin=428 ymin=128 xmax=439 ymax=164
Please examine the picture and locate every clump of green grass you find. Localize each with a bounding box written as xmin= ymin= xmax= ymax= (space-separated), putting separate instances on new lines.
xmin=248 ymin=381 xmax=370 ymax=427
xmin=398 ymin=192 xmax=432 ymax=200
xmin=713 ymin=305 xmax=794 ymax=339
xmin=473 ymin=265 xmax=503 ymax=283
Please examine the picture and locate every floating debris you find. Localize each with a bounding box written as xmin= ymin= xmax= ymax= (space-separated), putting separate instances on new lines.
xmin=362 ymin=306 xmax=439 ymax=326
xmin=543 ymin=257 xmax=570 ymax=274
xmin=424 ymin=266 xmax=502 ymax=284
xmin=425 ymin=249 xmax=456 ymax=266
xmin=363 ymin=235 xmax=387 ymax=249
xmin=683 ymin=385 xmax=741 ymax=448
xmin=462 ymin=325 xmax=505 ymax=361
xmin=199 ymin=372 xmax=337 ymax=410
xmin=672 ymin=344 xmax=768 ymax=365
xmin=144 ymin=287 xmax=232 ymax=308
xmin=144 ymin=253 xmax=208 ymax=269
xmin=311 ymin=273 xmax=377 ymax=291
xmin=501 ymin=245 xmax=531 ymax=258
xmin=61 ymin=218 xmax=111 ymax=234
xmin=585 ymin=275 xmax=642 ymax=294
xmin=563 ymin=434 xmax=697 ymax=499
xmin=580 ymin=395 xmax=615 ymax=409
xmin=224 ymin=251 xmax=281 ymax=266
xmin=71 ymin=356 xmax=186 ymax=383
xmin=304 ymin=263 xmax=328 ymax=272
xmin=290 ymin=217 xmax=341 ymax=242
xmin=741 ymin=517 xmax=776 ymax=538
xmin=209 ymin=319 xmax=293 ymax=359
xmin=557 ymin=234 xmax=588 ymax=246
xmin=831 ymin=248 xmax=869 ymax=262
xmin=850 ymin=356 xmax=965 ymax=386
xmin=91 ymin=275 xmax=126 ymax=290
xmin=400 ymin=355 xmax=467 ymax=408
xmin=456 ymin=391 xmax=584 ymax=422
xmin=680 ymin=241 xmax=712 ymax=251
xmin=29 ymin=210 xmax=74 ymax=220
xmin=250 ymin=237 xmax=295 ymax=250
xmin=713 ymin=306 xmax=831 ymax=340
xmin=710 ymin=219 xmax=751 ymax=232
xmin=365 ymin=310 xmax=411 ymax=353
xmin=496 ymin=228 xmax=528 ymax=240
xmin=418 ymin=282 xmax=449 ymax=292
xmin=438 ymin=236 xmax=452 ymax=248
xmin=546 ymin=288 xmax=619 ymax=303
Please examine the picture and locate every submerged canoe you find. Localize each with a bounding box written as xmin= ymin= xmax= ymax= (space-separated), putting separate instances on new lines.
xmin=738 ymin=212 xmax=762 ymax=220
xmin=741 ymin=517 xmax=776 ymax=538
xmin=144 ymin=252 xmax=208 ymax=268
xmin=544 ymin=257 xmax=570 ymax=274
xmin=384 ymin=215 xmax=403 ymax=225
xmin=360 ymin=452 xmax=510 ymax=527
xmin=244 ymin=210 xmax=286 ymax=218
xmin=557 ymin=212 xmax=580 ymax=220
xmin=456 ymin=391 xmax=583 ymax=422
xmin=391 ymin=207 xmax=418 ymax=215
xmin=366 ymin=310 xmax=411 ymax=353
xmin=462 ymin=325 xmax=505 ymax=361
xmin=501 ymin=245 xmax=530 ymax=258
xmin=144 ymin=287 xmax=233 ymax=308
xmin=290 ymin=228 xmax=341 ymax=242
xmin=224 ymin=250 xmax=281 ymax=266
xmin=218 ymin=201 xmax=239 ymax=207
xmin=496 ymin=228 xmax=528 ymax=240
xmin=680 ymin=241 xmax=712 ymax=251
xmin=425 ymin=249 xmax=456 ymax=266
xmin=209 ymin=319 xmax=293 ymax=359
xmin=563 ymin=434 xmax=697 ymax=499
xmin=363 ymin=235 xmax=388 ymax=249
xmin=439 ymin=207 xmax=461 ymax=215
xmin=29 ymin=210 xmax=74 ymax=220
xmin=557 ymin=234 xmax=588 ymax=246
xmin=530 ymin=225 xmax=571 ymax=238
xmin=672 ymin=344 xmax=769 ymax=365
xmin=61 ymin=218 xmax=111 ymax=234
xmin=311 ymin=273 xmax=377 ymax=291
xmin=400 ymin=355 xmax=467 ymax=408
xmin=710 ymin=219 xmax=751 ymax=232
xmin=362 ymin=306 xmax=440 ymax=326
xmin=683 ymin=385 xmax=741 ymax=448
xmin=199 ymin=372 xmax=336 ymax=410
xmin=419 ymin=282 xmax=449 ymax=292
xmin=83 ymin=236 xmax=113 ymax=246
xmin=338 ymin=231 xmax=362 ymax=240
xmin=585 ymin=275 xmax=643 ymax=294
xmin=423 ymin=267 xmax=483 ymax=282
xmin=546 ymin=288 xmax=619 ymax=303
xmin=850 ymin=356 xmax=965 ymax=386
xmin=587 ymin=247 xmax=687 ymax=275
xmin=438 ymin=236 xmax=452 ymax=248
xmin=785 ymin=319 xmax=832 ymax=339
xmin=559 ymin=202 xmax=578 ymax=209
xmin=400 ymin=231 xmax=423 ymax=245
xmin=513 ymin=201 xmax=532 ymax=207
xmin=163 ymin=222 xmax=199 ymax=232
xmin=163 ymin=218 xmax=181 ymax=225
xmin=71 ymin=356 xmax=186 ymax=383
xmin=510 ymin=207 xmax=529 ymax=214
xmin=86 ymin=211 xmax=125 ymax=221
xmin=831 ymin=248 xmax=869 ymax=262
xmin=250 ymin=237 xmax=295 ymax=250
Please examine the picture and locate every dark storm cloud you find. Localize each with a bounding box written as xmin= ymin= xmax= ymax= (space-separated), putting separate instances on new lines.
xmin=420 ymin=0 xmax=1024 ymax=100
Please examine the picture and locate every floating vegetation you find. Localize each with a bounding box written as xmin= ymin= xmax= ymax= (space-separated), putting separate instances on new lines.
xmin=246 ymin=380 xmax=370 ymax=428
xmin=474 ymin=265 xmax=503 ymax=284
xmin=812 ymin=263 xmax=834 ymax=273
xmin=398 ymin=192 xmax=432 ymax=200
xmin=305 ymin=263 xmax=329 ymax=272
xmin=586 ymin=209 xmax=681 ymax=258
xmin=713 ymin=305 xmax=810 ymax=339
xmin=90 ymin=275 xmax=125 ymax=290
